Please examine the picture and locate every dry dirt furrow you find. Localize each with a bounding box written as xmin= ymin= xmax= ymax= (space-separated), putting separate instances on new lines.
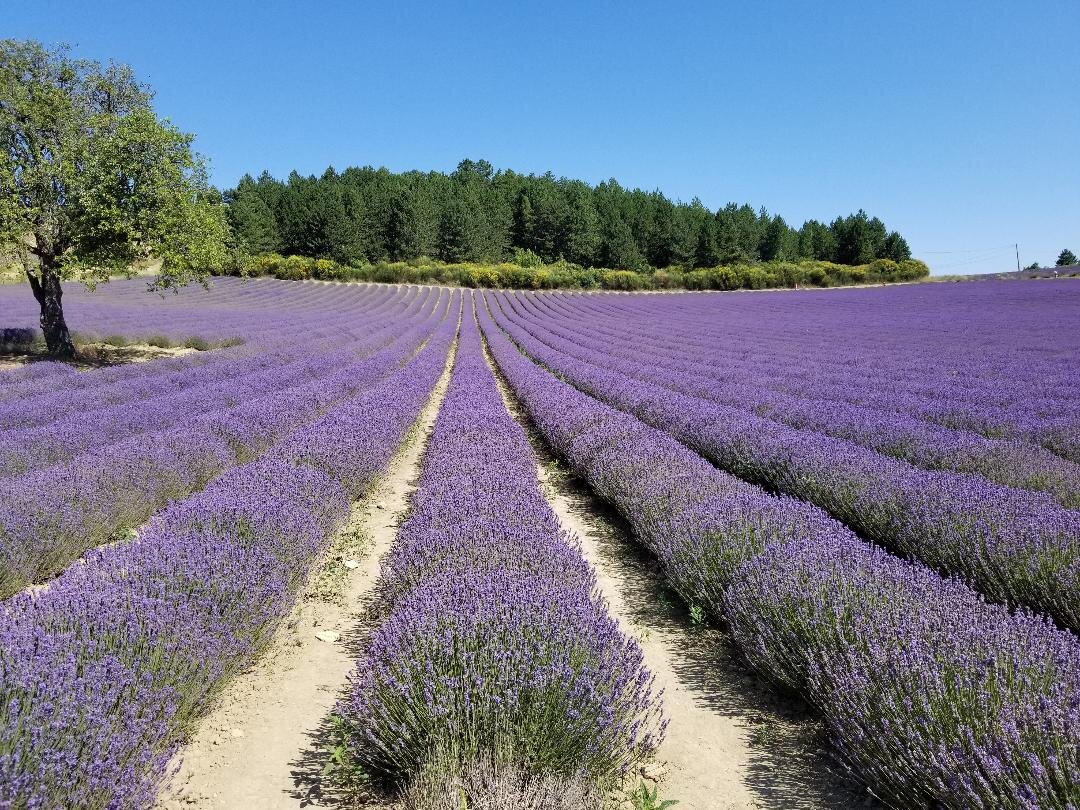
xmin=485 ymin=345 xmax=873 ymax=810
xmin=157 ymin=352 xmax=453 ymax=810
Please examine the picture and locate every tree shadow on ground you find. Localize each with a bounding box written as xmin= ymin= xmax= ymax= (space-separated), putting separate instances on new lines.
xmin=0 ymin=336 xmax=196 ymax=370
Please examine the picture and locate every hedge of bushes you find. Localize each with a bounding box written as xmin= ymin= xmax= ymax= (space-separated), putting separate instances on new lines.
xmin=218 ymin=252 xmax=930 ymax=292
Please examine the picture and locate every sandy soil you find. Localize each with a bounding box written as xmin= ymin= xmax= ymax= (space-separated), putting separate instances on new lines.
xmin=157 ymin=353 xmax=453 ymax=810
xmin=156 ymin=329 xmax=874 ymax=810
xmin=0 ymin=343 xmax=195 ymax=371
xmin=486 ymin=353 xmax=875 ymax=810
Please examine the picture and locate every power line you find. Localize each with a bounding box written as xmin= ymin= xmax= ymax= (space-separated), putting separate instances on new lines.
xmin=920 ymin=245 xmax=1016 ymax=254
xmin=922 ymin=245 xmax=1062 ymax=255
xmin=933 ymin=250 xmax=1019 ymax=270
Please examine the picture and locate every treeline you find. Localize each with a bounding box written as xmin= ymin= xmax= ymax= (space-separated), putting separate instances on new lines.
xmin=217 ymin=253 xmax=929 ymax=291
xmin=226 ymin=159 xmax=914 ymax=271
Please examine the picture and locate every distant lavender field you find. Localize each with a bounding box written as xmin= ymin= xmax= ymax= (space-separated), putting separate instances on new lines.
xmin=0 ymin=277 xmax=1077 ymax=809
xmin=0 ymin=276 xmax=319 ymax=347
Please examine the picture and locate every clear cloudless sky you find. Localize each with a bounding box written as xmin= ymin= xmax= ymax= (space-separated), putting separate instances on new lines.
xmin=7 ymin=0 xmax=1079 ymax=274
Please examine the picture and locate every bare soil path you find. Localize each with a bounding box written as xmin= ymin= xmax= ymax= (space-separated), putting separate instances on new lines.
xmin=157 ymin=353 xmax=453 ymax=810
xmin=0 ymin=342 xmax=195 ymax=371
xmin=486 ymin=350 xmax=874 ymax=810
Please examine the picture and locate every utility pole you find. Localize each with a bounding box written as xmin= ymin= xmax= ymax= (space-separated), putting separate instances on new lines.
xmin=1015 ymin=243 xmax=1021 ymax=272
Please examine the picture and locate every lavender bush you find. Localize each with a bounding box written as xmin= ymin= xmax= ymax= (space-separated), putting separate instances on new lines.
xmin=0 ymin=290 xmax=449 ymax=598
xmin=0 ymin=296 xmax=458 ymax=808
xmin=504 ymin=291 xmax=1080 ymax=508
xmin=724 ymin=536 xmax=1080 ymax=809
xmin=485 ymin=291 xmax=1080 ymax=633
xmin=478 ymin=295 xmax=1080 ymax=809
xmin=335 ymin=301 xmax=662 ymax=793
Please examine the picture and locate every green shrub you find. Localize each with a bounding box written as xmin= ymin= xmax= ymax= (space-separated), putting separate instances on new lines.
xmin=311 ymin=258 xmax=341 ymax=280
xmin=651 ymin=269 xmax=683 ymax=289
xmin=235 ymin=252 xmax=926 ymax=293
xmin=897 ymin=259 xmax=930 ymax=281
xmin=275 ymin=255 xmax=311 ymax=280
xmin=463 ymin=266 xmax=501 ymax=288
xmin=600 ymin=270 xmax=648 ymax=291
xmin=867 ymin=258 xmax=899 ymax=282
xmin=248 ymin=252 xmax=284 ymax=278
xmin=511 ymin=247 xmax=545 ymax=268
xmin=738 ymin=265 xmax=769 ymax=290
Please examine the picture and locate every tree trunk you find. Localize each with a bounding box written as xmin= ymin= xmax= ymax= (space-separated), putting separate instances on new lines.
xmin=27 ymin=268 xmax=75 ymax=358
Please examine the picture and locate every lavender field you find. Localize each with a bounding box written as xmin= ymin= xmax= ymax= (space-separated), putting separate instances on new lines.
xmin=0 ymin=277 xmax=1077 ymax=810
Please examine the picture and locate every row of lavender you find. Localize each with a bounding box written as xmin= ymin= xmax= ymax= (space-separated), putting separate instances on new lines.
xmin=565 ymin=281 xmax=1080 ymax=419
xmin=0 ymin=290 xmax=450 ymax=600
xmin=0 ymin=289 xmax=413 ymax=470
xmin=0 ymin=296 xmax=458 ymax=808
xmin=541 ymin=283 xmax=1080 ymax=460
xmin=487 ymin=291 xmax=1080 ymax=633
xmin=0 ymin=276 xmax=373 ymax=356
xmin=478 ymin=297 xmax=1080 ymax=809
xmin=0 ymin=283 xmax=416 ymax=418
xmin=514 ymin=292 xmax=1080 ymax=507
xmin=333 ymin=300 xmax=662 ymax=799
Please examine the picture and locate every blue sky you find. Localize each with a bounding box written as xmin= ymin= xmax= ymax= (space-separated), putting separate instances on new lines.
xmin=7 ymin=1 xmax=1078 ymax=273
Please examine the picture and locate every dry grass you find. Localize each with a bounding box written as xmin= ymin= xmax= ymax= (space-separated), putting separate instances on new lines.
xmin=401 ymin=757 xmax=606 ymax=810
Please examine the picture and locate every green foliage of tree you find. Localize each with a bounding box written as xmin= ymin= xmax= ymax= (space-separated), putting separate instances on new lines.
xmin=881 ymin=230 xmax=912 ymax=262
xmin=227 ymin=175 xmax=281 ymax=254
xmin=0 ymin=40 xmax=229 ymax=356
xmin=797 ymin=219 xmax=837 ymax=261
xmin=560 ymin=180 xmax=601 ymax=266
xmin=759 ymin=214 xmax=797 ymax=262
xmin=831 ymin=210 xmax=887 ymax=265
xmin=1056 ymin=248 xmax=1077 ymax=267
xmin=224 ymin=159 xmax=917 ymax=284
xmin=714 ymin=204 xmax=761 ymax=264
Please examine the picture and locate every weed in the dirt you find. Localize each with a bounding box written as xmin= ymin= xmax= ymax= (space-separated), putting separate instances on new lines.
xmin=629 ymin=781 xmax=679 ymax=810
xmin=750 ymin=721 xmax=775 ymax=748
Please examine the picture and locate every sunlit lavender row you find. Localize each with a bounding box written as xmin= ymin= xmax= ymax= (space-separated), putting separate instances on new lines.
xmin=478 ymin=290 xmax=1080 ymax=809
xmin=485 ymin=286 xmax=1080 ymax=633
xmin=334 ymin=299 xmax=662 ymax=800
xmin=0 ymin=275 xmax=1076 ymax=809
xmin=0 ymin=287 xmax=457 ymax=807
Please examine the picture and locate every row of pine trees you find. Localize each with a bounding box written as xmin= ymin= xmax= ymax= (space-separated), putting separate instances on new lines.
xmin=226 ymin=159 xmax=912 ymax=270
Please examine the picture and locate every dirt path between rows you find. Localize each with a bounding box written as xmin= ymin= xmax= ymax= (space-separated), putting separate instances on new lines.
xmin=486 ymin=352 xmax=873 ymax=810
xmin=157 ymin=353 xmax=454 ymax=810
xmin=0 ymin=342 xmax=196 ymax=371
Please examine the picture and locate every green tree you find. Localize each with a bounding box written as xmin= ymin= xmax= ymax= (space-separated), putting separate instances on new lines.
xmin=759 ymin=214 xmax=797 ymax=262
xmin=383 ymin=186 xmax=425 ymax=261
xmin=512 ymin=173 xmax=568 ymax=261
xmin=714 ymin=204 xmax=760 ymax=264
xmin=831 ymin=210 xmax=885 ymax=265
xmin=648 ymin=196 xmax=694 ymax=268
xmin=797 ymin=219 xmax=836 ymax=261
xmin=1056 ymin=248 xmax=1077 ymax=266
xmin=0 ymin=40 xmax=228 ymax=356
xmin=694 ymin=216 xmax=721 ymax=267
xmin=227 ymin=175 xmax=281 ymax=254
xmin=881 ymin=230 xmax=912 ymax=262
xmin=436 ymin=196 xmax=475 ymax=263
xmin=559 ymin=180 xmax=601 ymax=266
xmin=223 ymin=158 xmax=919 ymax=276
xmin=601 ymin=221 xmax=645 ymax=270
